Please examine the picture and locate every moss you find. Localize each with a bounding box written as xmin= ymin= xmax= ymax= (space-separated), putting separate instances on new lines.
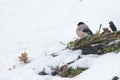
xmin=97 ymin=49 xmax=103 ymax=54
xmin=95 ymin=31 xmax=101 ymax=38
xmin=103 ymin=42 xmax=120 ymax=54
xmin=67 ymin=41 xmax=75 ymax=49
xmin=67 ymin=32 xmax=101 ymax=49
xmin=67 ymin=31 xmax=120 ymax=55
xmin=59 ymin=67 xmax=87 ymax=77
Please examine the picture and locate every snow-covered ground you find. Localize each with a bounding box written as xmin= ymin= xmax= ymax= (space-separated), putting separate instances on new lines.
xmin=0 ymin=0 xmax=120 ymax=80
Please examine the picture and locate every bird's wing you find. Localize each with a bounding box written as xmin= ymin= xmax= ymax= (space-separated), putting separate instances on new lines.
xmin=82 ymin=28 xmax=93 ymax=35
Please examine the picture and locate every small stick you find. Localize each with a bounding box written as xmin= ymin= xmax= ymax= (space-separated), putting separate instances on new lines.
xmin=44 ymin=51 xmax=47 ymax=56
xmin=99 ymin=24 xmax=102 ymax=33
xmin=59 ymin=41 xmax=66 ymax=45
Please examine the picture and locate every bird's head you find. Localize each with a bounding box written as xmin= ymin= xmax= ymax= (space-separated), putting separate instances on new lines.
xmin=77 ymin=22 xmax=85 ymax=26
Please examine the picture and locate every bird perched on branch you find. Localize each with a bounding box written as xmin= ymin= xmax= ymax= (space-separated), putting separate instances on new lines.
xmin=109 ymin=21 xmax=117 ymax=31
xmin=76 ymin=22 xmax=93 ymax=38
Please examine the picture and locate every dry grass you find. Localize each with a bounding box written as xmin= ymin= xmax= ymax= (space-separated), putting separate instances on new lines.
xmin=18 ymin=52 xmax=28 ymax=63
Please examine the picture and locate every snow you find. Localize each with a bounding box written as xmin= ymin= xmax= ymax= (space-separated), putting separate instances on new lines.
xmin=69 ymin=54 xmax=99 ymax=68
xmin=74 ymin=53 xmax=120 ymax=80
xmin=0 ymin=0 xmax=120 ymax=80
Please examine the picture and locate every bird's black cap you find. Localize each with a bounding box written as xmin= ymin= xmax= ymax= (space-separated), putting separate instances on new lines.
xmin=77 ymin=22 xmax=84 ymax=26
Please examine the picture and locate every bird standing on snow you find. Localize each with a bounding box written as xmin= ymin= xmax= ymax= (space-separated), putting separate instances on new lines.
xmin=76 ymin=22 xmax=93 ymax=38
xmin=109 ymin=21 xmax=117 ymax=31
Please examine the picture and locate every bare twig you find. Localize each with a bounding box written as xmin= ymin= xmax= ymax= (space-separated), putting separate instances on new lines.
xmin=59 ymin=41 xmax=66 ymax=45
xmin=99 ymin=24 xmax=102 ymax=33
xmin=44 ymin=51 xmax=47 ymax=56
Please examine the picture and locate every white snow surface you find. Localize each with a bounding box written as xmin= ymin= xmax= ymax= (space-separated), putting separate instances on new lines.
xmin=0 ymin=0 xmax=120 ymax=80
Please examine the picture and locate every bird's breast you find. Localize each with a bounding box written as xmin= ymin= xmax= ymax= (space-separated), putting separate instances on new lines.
xmin=76 ymin=29 xmax=88 ymax=38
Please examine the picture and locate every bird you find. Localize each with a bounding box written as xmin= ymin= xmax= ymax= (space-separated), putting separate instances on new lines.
xmin=109 ymin=21 xmax=117 ymax=31
xmin=76 ymin=22 xmax=93 ymax=38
